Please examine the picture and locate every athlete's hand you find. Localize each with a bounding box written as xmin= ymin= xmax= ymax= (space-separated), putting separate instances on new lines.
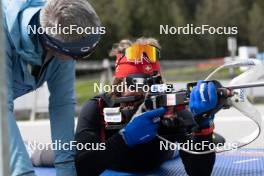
xmin=189 ymin=80 xmax=218 ymax=116
xmin=120 ymin=107 xmax=166 ymax=147
xmin=189 ymin=81 xmax=218 ymax=128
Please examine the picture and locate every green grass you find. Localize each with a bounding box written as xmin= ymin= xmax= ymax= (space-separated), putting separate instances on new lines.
xmin=75 ymin=79 xmax=100 ymax=105
xmin=163 ymin=67 xmax=242 ymax=81
xmin=76 ymin=79 xmax=113 ymax=105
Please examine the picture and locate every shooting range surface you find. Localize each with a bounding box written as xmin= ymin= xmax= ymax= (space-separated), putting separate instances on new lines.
xmin=34 ymin=148 xmax=264 ymax=176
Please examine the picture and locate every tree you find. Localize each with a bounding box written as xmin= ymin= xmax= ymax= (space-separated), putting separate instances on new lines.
xmin=86 ymin=0 xmax=254 ymax=60
xmin=249 ymin=0 xmax=264 ymax=51
xmin=195 ymin=0 xmax=248 ymax=58
xmin=89 ymin=0 xmax=132 ymax=59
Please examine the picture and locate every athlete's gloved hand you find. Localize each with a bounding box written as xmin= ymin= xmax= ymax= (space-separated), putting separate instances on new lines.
xmin=189 ymin=81 xmax=218 ymax=127
xmin=120 ymin=107 xmax=166 ymax=147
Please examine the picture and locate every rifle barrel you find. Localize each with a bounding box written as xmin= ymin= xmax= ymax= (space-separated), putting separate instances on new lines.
xmin=226 ymin=82 xmax=264 ymax=90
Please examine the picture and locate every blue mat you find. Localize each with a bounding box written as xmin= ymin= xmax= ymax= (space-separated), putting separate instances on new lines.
xmin=34 ymin=148 xmax=264 ymax=176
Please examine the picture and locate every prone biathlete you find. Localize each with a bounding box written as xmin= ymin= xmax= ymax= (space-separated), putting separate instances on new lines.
xmin=75 ymin=38 xmax=221 ymax=176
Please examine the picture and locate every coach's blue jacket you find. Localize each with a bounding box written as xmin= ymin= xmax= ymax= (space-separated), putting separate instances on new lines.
xmin=2 ymin=0 xmax=76 ymax=175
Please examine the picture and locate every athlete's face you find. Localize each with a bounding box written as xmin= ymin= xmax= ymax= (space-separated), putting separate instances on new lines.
xmin=120 ymin=89 xmax=145 ymax=111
